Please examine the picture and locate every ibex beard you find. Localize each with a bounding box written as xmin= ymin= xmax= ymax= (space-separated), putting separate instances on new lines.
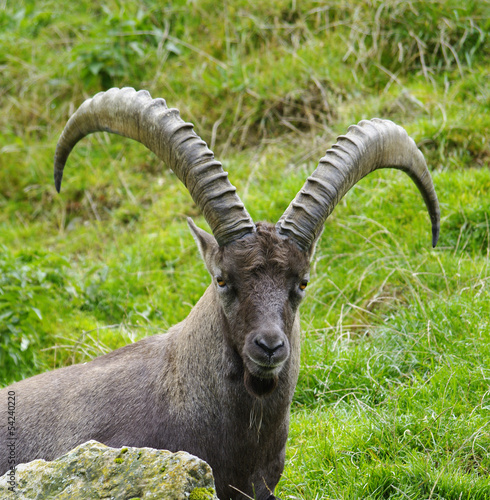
xmin=0 ymin=87 xmax=440 ymax=500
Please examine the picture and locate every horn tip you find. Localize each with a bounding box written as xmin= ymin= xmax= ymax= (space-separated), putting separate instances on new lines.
xmin=54 ymin=169 xmax=63 ymax=193
xmin=432 ymin=226 xmax=440 ymax=248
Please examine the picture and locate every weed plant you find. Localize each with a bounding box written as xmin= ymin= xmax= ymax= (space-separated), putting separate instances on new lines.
xmin=1 ymin=0 xmax=490 ymax=498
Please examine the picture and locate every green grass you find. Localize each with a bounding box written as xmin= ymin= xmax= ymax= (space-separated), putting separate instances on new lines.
xmin=1 ymin=0 xmax=490 ymax=497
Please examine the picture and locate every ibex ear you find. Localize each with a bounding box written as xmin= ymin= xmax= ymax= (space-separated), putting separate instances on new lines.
xmin=187 ymin=218 xmax=219 ymax=272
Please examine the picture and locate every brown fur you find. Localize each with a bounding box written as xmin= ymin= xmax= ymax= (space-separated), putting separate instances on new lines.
xmin=0 ymin=222 xmax=312 ymax=500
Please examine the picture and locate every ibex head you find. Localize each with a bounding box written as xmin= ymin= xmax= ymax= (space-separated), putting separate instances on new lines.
xmin=54 ymin=87 xmax=440 ymax=402
xmin=189 ymin=220 xmax=310 ymax=397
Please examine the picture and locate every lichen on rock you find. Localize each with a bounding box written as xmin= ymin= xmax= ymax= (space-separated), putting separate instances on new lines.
xmin=189 ymin=487 xmax=216 ymax=499
xmin=0 ymin=440 xmax=218 ymax=499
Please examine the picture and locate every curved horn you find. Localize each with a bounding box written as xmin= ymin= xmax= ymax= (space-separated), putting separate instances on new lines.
xmin=276 ymin=119 xmax=440 ymax=251
xmin=54 ymin=87 xmax=255 ymax=246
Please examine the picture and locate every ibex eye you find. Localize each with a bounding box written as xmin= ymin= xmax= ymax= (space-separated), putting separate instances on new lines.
xmin=299 ymin=280 xmax=308 ymax=291
xmin=217 ymin=278 xmax=227 ymax=288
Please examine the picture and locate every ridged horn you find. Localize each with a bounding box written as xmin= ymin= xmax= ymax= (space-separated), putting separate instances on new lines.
xmin=276 ymin=119 xmax=440 ymax=251
xmin=54 ymin=87 xmax=255 ymax=246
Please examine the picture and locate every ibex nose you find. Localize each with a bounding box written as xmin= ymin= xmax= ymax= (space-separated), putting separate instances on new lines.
xmin=247 ymin=329 xmax=290 ymax=370
xmin=255 ymin=337 xmax=285 ymax=359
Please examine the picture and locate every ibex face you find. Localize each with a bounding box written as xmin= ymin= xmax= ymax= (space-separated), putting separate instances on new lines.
xmin=190 ymin=220 xmax=311 ymax=397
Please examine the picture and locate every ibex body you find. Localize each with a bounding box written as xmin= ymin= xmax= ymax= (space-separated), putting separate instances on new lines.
xmin=0 ymin=88 xmax=440 ymax=499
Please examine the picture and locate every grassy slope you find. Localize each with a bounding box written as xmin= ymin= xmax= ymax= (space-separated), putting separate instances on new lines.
xmin=1 ymin=0 xmax=490 ymax=498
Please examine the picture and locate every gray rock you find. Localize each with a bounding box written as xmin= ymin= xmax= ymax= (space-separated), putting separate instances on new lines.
xmin=0 ymin=440 xmax=218 ymax=499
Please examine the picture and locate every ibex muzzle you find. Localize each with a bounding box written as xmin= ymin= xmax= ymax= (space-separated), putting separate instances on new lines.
xmin=0 ymin=88 xmax=440 ymax=500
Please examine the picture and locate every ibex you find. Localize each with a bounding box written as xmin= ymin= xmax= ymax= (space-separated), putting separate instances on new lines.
xmin=0 ymin=88 xmax=440 ymax=499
